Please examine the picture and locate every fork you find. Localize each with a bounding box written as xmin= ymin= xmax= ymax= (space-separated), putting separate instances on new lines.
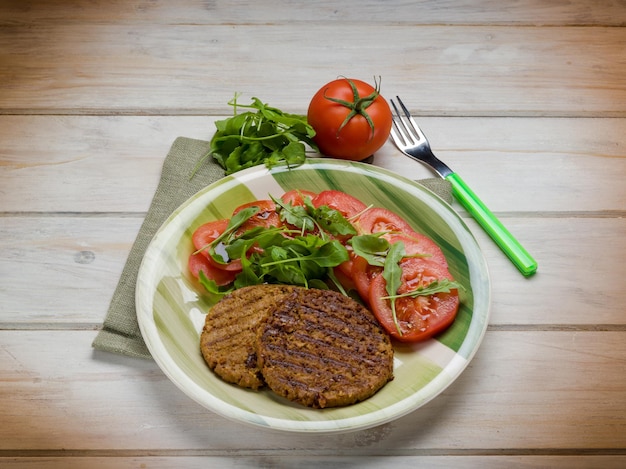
xmin=389 ymin=97 xmax=537 ymax=277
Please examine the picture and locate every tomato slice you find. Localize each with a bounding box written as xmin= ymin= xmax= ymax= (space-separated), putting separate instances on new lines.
xmin=351 ymin=254 xmax=382 ymax=303
xmin=336 ymin=255 xmax=355 ymax=279
xmin=332 ymin=264 xmax=356 ymax=292
xmin=355 ymin=207 xmax=413 ymax=235
xmin=312 ymin=190 xmax=368 ymax=219
xmin=232 ymin=199 xmax=282 ymax=234
xmin=369 ymin=258 xmax=459 ymax=342
xmin=354 ymin=207 xmax=447 ymax=267
xmin=192 ymin=219 xmax=243 ymax=271
xmin=192 ymin=219 xmax=229 ymax=254
xmin=385 ymin=231 xmax=448 ymax=268
xmin=188 ymin=252 xmax=237 ymax=286
xmin=280 ymin=189 xmax=317 ymax=206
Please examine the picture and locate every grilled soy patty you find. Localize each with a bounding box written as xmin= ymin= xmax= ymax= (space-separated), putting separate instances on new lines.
xmin=200 ymin=284 xmax=297 ymax=390
xmin=257 ymin=288 xmax=394 ymax=408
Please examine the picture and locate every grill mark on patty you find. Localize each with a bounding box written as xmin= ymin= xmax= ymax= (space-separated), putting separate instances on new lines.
xmin=267 ymin=302 xmax=390 ymax=363
xmin=257 ymin=288 xmax=394 ymax=408
xmin=261 ymin=342 xmax=364 ymax=374
xmin=262 ymin=329 xmax=390 ymax=371
xmin=203 ymin=312 xmax=262 ymax=348
xmin=284 ymin=304 xmax=378 ymax=336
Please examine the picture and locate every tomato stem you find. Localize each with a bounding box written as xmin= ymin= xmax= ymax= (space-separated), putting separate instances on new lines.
xmin=323 ymin=76 xmax=382 ymax=140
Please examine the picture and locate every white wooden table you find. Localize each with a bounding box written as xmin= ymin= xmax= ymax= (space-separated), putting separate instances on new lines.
xmin=1 ymin=1 xmax=625 ymax=467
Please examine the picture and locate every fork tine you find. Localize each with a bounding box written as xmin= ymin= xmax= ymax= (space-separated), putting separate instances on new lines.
xmin=394 ymin=96 xmax=427 ymax=143
xmin=389 ymin=99 xmax=413 ymax=146
xmin=389 ymin=127 xmax=403 ymax=147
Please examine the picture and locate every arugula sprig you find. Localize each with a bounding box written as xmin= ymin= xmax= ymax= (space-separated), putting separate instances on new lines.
xmin=247 ymin=235 xmax=349 ymax=287
xmin=350 ymin=233 xmax=390 ymax=266
xmin=196 ymin=196 xmax=355 ymax=301
xmin=271 ymin=194 xmax=357 ymax=238
xmin=199 ymin=95 xmax=318 ymax=176
xmin=382 ymin=242 xmax=407 ymax=336
xmin=380 ymin=278 xmax=463 ymax=300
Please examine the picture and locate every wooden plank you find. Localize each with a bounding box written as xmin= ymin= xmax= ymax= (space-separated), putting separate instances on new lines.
xmin=1 ymin=116 xmax=624 ymax=213
xmin=468 ymin=216 xmax=626 ymax=326
xmin=1 ymin=456 xmax=625 ymax=469
xmin=1 ymin=216 xmax=624 ymax=326
xmin=0 ymin=216 xmax=142 ymax=325
xmin=2 ymin=0 xmax=625 ymax=26
xmin=0 ymin=330 xmax=624 ymax=451
xmin=0 ymin=25 xmax=624 ymax=116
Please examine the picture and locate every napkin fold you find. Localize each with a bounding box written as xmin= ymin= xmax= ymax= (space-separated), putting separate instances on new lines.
xmin=92 ymin=137 xmax=452 ymax=359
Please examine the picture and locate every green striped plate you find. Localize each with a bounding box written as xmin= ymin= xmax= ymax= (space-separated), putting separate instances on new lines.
xmin=136 ymin=158 xmax=491 ymax=433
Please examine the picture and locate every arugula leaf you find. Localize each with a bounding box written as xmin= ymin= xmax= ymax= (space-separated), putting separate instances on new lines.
xmin=381 ymin=278 xmax=464 ymax=300
xmin=315 ymin=239 xmax=351 ymax=266
xmin=271 ymin=196 xmax=316 ymax=232
xmin=233 ymin=252 xmax=263 ymax=289
xmin=382 ymin=241 xmax=406 ymax=336
xmin=203 ymin=94 xmax=318 ymax=175
xmin=198 ymin=271 xmax=234 ymax=303
xmin=313 ymin=205 xmax=357 ymax=236
xmin=324 ymin=269 xmax=347 ymax=296
xmin=309 ymin=278 xmax=331 ymax=290
xmin=223 ymin=206 xmax=259 ymax=234
xmin=350 ymin=234 xmax=390 ymax=267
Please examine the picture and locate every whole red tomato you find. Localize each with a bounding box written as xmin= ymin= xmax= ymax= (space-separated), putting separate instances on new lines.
xmin=307 ymin=77 xmax=392 ymax=161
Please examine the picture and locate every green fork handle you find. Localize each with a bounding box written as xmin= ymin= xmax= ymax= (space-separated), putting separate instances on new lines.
xmin=446 ymin=172 xmax=538 ymax=277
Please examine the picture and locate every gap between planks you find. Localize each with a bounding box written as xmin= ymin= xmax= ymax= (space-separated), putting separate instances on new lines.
xmin=1 ymin=448 xmax=625 ymax=458
xmin=2 ymin=109 xmax=626 ymax=118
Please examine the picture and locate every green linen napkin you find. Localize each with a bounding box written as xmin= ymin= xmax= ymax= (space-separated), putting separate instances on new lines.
xmin=92 ymin=137 xmax=452 ymax=359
